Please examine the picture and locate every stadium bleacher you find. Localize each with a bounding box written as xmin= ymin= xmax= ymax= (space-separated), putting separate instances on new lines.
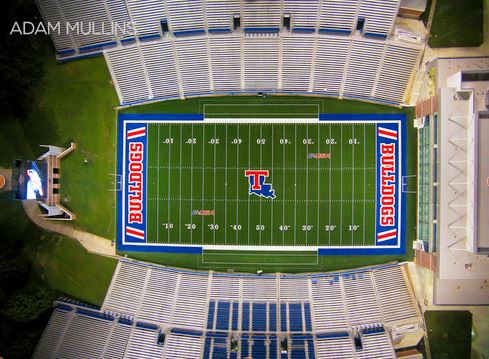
xmin=103 ymin=32 xmax=421 ymax=106
xmin=37 ymin=0 xmax=423 ymax=106
xmin=34 ymin=260 xmax=421 ymax=358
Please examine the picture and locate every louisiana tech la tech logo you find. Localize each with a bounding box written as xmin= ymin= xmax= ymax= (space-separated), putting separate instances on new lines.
xmin=245 ymin=170 xmax=276 ymax=199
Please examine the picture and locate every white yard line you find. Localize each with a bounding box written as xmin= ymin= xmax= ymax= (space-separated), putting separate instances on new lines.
xmin=282 ymin=123 xmax=286 ymax=246
xmin=259 ymin=123 xmax=263 ymax=245
xmin=328 ymin=124 xmax=332 ymax=245
xmin=340 ymin=125 xmax=343 ymax=245
xmin=213 ymin=124 xmax=217 ymax=245
xmin=179 ymin=124 xmax=182 ymax=244
xmin=225 ymin=124 xmax=228 ymax=245
xmin=236 ymin=125 xmax=240 ymax=244
xmin=317 ymin=123 xmax=320 ymax=246
xmin=271 ymin=125 xmax=274 ymax=245
xmin=294 ymin=124 xmax=297 ymax=246
xmin=363 ymin=124 xmax=366 ymax=245
xmin=306 ymin=124 xmax=309 ymax=246
xmin=190 ymin=124 xmax=194 ymax=244
xmin=351 ymin=125 xmax=355 ymax=245
xmin=247 ymin=124 xmax=251 ymax=246
xmin=202 ymin=125 xmax=205 ymax=244
xmin=168 ymin=125 xmax=171 ymax=243
xmin=157 ymin=124 xmax=160 ymax=244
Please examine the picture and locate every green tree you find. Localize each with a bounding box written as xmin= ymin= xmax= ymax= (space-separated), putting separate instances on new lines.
xmin=2 ymin=281 xmax=54 ymax=323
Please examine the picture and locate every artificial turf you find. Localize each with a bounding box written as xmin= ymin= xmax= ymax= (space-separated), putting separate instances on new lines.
xmin=144 ymin=122 xmax=378 ymax=248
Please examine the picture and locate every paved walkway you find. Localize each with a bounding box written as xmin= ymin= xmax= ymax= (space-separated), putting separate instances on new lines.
xmin=22 ymin=200 xmax=118 ymax=258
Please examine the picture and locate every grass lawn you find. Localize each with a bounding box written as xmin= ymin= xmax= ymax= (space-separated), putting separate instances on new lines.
xmin=39 ymin=56 xmax=119 ymax=239
xmin=425 ymin=310 xmax=472 ymax=359
xmin=0 ymin=192 xmax=117 ymax=306
xmin=25 ymin=235 xmax=117 ymax=306
xmin=428 ymin=0 xmax=484 ymax=48
xmin=0 ymin=51 xmax=119 ymax=239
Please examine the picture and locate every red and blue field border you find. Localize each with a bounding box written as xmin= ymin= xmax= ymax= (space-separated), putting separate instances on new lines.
xmin=117 ymin=113 xmax=406 ymax=255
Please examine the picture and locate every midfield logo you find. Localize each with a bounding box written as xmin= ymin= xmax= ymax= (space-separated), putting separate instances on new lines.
xmin=245 ymin=170 xmax=276 ymax=199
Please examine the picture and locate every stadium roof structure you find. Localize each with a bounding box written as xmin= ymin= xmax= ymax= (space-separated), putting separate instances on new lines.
xmin=415 ymin=56 xmax=489 ymax=305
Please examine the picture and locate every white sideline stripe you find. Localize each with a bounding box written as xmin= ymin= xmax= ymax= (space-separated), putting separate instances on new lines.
xmin=125 ymin=243 xmax=400 ymax=250
xmin=157 ymin=125 xmax=160 ymax=243
xmin=121 ymin=119 xmax=403 ymax=249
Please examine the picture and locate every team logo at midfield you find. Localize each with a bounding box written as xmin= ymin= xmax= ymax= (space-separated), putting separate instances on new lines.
xmin=245 ymin=170 xmax=276 ymax=199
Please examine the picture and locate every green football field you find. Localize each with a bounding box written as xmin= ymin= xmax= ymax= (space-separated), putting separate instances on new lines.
xmin=145 ymin=122 xmax=377 ymax=247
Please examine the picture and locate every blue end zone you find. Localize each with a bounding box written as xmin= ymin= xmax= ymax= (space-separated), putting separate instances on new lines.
xmin=117 ymin=114 xmax=406 ymax=255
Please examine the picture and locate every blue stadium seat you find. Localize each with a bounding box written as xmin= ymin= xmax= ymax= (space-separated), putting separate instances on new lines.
xmin=307 ymin=339 xmax=316 ymax=359
xmin=280 ymin=303 xmax=288 ymax=332
xmin=241 ymin=335 xmax=250 ymax=357
xmin=216 ymin=301 xmax=230 ymax=331
xmin=252 ymin=303 xmax=267 ymax=332
xmin=290 ymin=339 xmax=307 ymax=359
xmin=242 ymin=303 xmax=250 ymax=331
xmin=231 ymin=302 xmax=239 ymax=331
xmin=203 ymin=337 xmax=212 ymax=359
xmin=207 ymin=301 xmax=216 ymax=330
xmin=289 ymin=303 xmax=303 ymax=332
xmin=304 ymin=303 xmax=312 ymax=332
xmin=269 ymin=303 xmax=277 ymax=332
xmin=251 ymin=337 xmax=267 ymax=358
xmin=269 ymin=336 xmax=278 ymax=359
xmin=212 ymin=337 xmax=228 ymax=359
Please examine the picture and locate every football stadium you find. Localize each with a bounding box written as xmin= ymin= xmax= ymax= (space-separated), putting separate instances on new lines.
xmin=0 ymin=0 xmax=488 ymax=358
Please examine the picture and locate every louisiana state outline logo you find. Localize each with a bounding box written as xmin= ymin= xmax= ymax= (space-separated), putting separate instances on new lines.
xmin=244 ymin=170 xmax=276 ymax=199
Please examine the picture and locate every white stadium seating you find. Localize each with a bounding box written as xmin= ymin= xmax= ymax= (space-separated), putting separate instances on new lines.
xmin=105 ymin=45 xmax=151 ymax=104
xmin=37 ymin=0 xmax=423 ymax=106
xmin=244 ymin=34 xmax=280 ymax=91
xmin=358 ymin=0 xmax=400 ymax=36
xmin=312 ymin=35 xmax=350 ymax=95
xmin=205 ymin=0 xmax=240 ymax=31
xmin=319 ymin=0 xmax=359 ymax=33
xmin=104 ymin=32 xmax=421 ymax=106
xmin=209 ymin=35 xmax=242 ymax=92
xmin=126 ymin=0 xmax=165 ymax=37
xmin=343 ymin=38 xmax=385 ymax=100
xmin=140 ymin=41 xmax=180 ymax=100
xmin=34 ymin=262 xmax=421 ymax=358
xmin=36 ymin=0 xmax=406 ymax=49
xmin=242 ymin=1 xmax=282 ymax=29
xmin=166 ymin=0 xmax=205 ymax=34
xmin=281 ymin=34 xmax=315 ymax=92
xmin=283 ymin=0 xmax=319 ymax=30
xmin=124 ymin=326 xmax=165 ymax=359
